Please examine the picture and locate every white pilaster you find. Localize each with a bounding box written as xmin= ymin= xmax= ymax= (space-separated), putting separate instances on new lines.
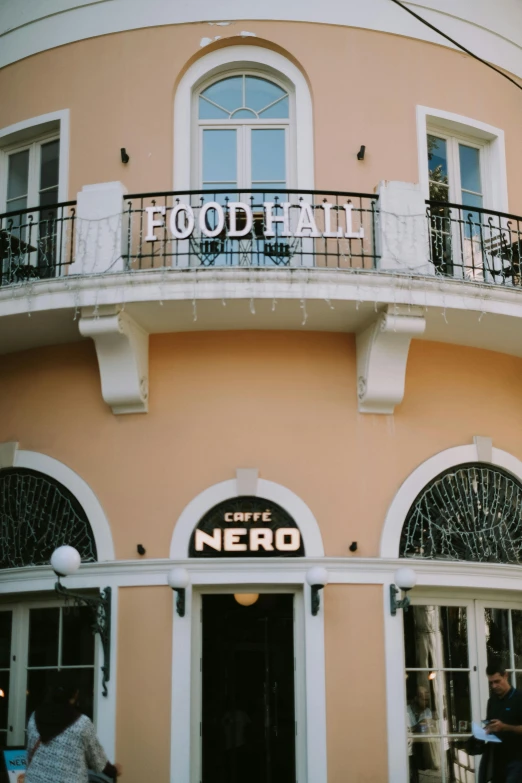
xmin=71 ymin=181 xmax=127 ymax=275
xmin=377 ymin=180 xmax=431 ymax=273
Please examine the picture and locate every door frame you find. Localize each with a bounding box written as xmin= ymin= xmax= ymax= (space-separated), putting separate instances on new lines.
xmin=190 ymin=585 xmax=306 ymax=783
xmin=170 ymin=565 xmax=327 ymax=783
xmin=407 ymin=593 xmax=481 ymax=769
xmin=474 ymin=597 xmax=522 ymax=717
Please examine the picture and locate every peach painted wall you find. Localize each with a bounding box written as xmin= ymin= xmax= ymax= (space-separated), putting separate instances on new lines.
xmin=1 ymin=22 xmax=521 ymax=212
xmin=116 ymin=586 xmax=173 ymax=783
xmin=1 ymin=331 xmax=522 ymax=559
xmin=324 ymin=584 xmax=387 ymax=782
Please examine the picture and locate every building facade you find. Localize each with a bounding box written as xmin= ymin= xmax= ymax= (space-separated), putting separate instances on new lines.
xmin=1 ymin=2 xmax=522 ymax=781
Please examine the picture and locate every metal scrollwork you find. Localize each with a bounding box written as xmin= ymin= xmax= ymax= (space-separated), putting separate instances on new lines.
xmin=400 ymin=463 xmax=522 ymax=563
xmin=55 ymin=581 xmax=111 ymax=697
xmin=0 ymin=468 xmax=97 ymax=569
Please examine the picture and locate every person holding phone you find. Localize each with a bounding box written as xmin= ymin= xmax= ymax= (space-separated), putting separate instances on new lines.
xmin=483 ymin=660 xmax=522 ymax=783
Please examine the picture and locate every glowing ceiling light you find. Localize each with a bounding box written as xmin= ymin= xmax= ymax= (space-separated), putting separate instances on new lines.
xmin=234 ymin=593 xmax=259 ymax=607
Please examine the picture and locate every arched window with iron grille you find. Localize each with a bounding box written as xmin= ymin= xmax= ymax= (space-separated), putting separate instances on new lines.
xmin=0 ymin=467 xmax=97 ymax=569
xmin=400 ymin=463 xmax=522 ymax=563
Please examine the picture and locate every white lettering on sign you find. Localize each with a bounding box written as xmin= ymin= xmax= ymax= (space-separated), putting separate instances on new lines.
xmin=194 ymin=527 xmax=301 ymax=552
xmin=224 ymin=510 xmax=272 ymax=523
xmin=195 ymin=528 xmax=222 ymax=551
xmin=250 ymin=528 xmax=274 ymax=551
xmin=145 ymin=201 xmax=364 ymax=242
xmin=199 ymin=201 xmax=225 ymax=238
xmin=145 ymin=206 xmax=166 ymax=242
xmin=169 ymin=203 xmax=194 ymax=239
xmin=228 ymin=202 xmax=253 ymax=237
xmin=275 ymin=528 xmax=301 ymax=551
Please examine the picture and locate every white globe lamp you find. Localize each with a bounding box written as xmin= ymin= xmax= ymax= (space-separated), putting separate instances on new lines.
xmin=50 ymin=546 xmax=82 ymax=577
xmin=390 ymin=567 xmax=417 ymax=616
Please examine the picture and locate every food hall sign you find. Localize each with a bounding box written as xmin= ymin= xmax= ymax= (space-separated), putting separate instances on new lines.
xmin=145 ymin=201 xmax=364 ymax=242
xmin=189 ymin=497 xmax=304 ymax=558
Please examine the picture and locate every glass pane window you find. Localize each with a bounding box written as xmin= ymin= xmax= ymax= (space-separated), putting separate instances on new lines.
xmin=6 ymin=150 xmax=29 ymax=214
xmin=459 ymin=144 xmax=482 ymax=200
xmin=29 ymin=608 xmax=60 ymax=667
xmin=4 ymin=138 xmax=60 ymax=213
xmin=404 ymin=605 xmax=472 ymax=783
xmin=0 ymin=612 xmax=12 ymax=747
xmin=251 ymin=129 xmax=286 ymax=187
xmin=39 ymin=140 xmax=60 ymax=207
xmin=26 ymin=606 xmax=96 ymax=724
xmin=198 ymin=74 xmax=289 ymax=195
xmin=202 ymin=129 xmax=237 ymax=188
xmin=0 ymin=611 xmax=12 ymax=669
xmin=427 ymin=135 xmax=449 ymax=203
xmin=484 ymin=607 xmax=522 ymax=686
xmin=199 ymin=75 xmax=288 ymax=120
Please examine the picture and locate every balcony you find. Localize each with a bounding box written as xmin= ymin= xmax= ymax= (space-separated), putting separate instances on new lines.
xmin=2 ymin=188 xmax=522 ymax=289
xmin=3 ymin=181 xmax=522 ymax=415
xmin=121 ymin=189 xmax=379 ymax=271
xmin=0 ymin=201 xmax=76 ymax=286
xmin=426 ymin=200 xmax=522 ymax=285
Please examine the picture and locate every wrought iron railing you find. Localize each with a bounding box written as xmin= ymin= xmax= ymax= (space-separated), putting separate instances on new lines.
xmin=122 ymin=189 xmax=379 ymax=270
xmin=426 ymin=200 xmax=522 ymax=285
xmin=0 ymin=201 xmax=76 ymax=286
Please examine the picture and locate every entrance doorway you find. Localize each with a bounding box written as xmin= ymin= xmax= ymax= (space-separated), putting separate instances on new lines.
xmin=201 ymin=593 xmax=296 ymax=783
xmin=404 ymin=595 xmax=522 ymax=782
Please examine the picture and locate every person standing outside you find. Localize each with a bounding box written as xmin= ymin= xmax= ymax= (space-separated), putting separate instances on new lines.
xmin=484 ymin=660 xmax=522 ymax=782
xmin=25 ymin=671 xmax=122 ymax=783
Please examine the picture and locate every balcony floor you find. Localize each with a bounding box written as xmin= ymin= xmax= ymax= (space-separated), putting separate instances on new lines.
xmin=1 ymin=267 xmax=522 ymax=357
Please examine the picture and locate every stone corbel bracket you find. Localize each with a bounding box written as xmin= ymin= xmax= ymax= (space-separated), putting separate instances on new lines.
xmin=356 ymin=305 xmax=426 ymax=414
xmin=79 ymin=307 xmax=149 ymax=414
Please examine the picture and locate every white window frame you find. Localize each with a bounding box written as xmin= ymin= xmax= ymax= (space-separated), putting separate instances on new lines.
xmin=1 ymin=132 xmax=60 ymax=215
xmin=417 ymin=106 xmax=508 ymax=213
xmin=0 ymin=596 xmax=100 ymax=747
xmin=426 ymin=126 xmax=487 ymax=209
xmin=0 ymin=110 xmax=70 ymax=214
xmin=195 ymin=69 xmax=293 ymax=191
xmin=174 ymin=46 xmax=314 ymax=192
xmin=404 ymin=592 xmax=522 ymax=782
xmin=405 ymin=594 xmax=480 ymax=783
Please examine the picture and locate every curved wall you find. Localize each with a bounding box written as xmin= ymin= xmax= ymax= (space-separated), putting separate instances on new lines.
xmin=2 ymin=332 xmax=522 ymax=561
xmin=1 ymin=22 xmax=521 ymax=212
xmin=1 ymin=0 xmax=521 ymax=76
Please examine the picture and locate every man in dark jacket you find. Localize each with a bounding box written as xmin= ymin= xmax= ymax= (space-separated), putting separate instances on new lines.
xmin=483 ymin=660 xmax=522 ymax=782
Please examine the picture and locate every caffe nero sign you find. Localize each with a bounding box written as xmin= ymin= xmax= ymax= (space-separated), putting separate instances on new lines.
xmin=189 ymin=497 xmax=304 ymax=558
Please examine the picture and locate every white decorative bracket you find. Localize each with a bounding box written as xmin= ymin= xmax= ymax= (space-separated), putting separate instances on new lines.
xmin=79 ymin=307 xmax=149 ymax=414
xmin=356 ymin=305 xmax=426 ymax=414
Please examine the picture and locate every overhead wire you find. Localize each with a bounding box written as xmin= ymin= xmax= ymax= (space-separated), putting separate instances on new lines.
xmin=388 ymin=0 xmax=522 ymax=92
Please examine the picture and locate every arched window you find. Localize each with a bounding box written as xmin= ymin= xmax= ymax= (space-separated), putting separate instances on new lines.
xmin=400 ymin=463 xmax=522 ymax=563
xmin=196 ymin=73 xmax=291 ymax=193
xmin=0 ymin=467 xmax=97 ymax=569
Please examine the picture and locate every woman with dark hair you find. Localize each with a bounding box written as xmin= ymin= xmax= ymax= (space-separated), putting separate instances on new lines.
xmin=25 ymin=671 xmax=121 ymax=783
